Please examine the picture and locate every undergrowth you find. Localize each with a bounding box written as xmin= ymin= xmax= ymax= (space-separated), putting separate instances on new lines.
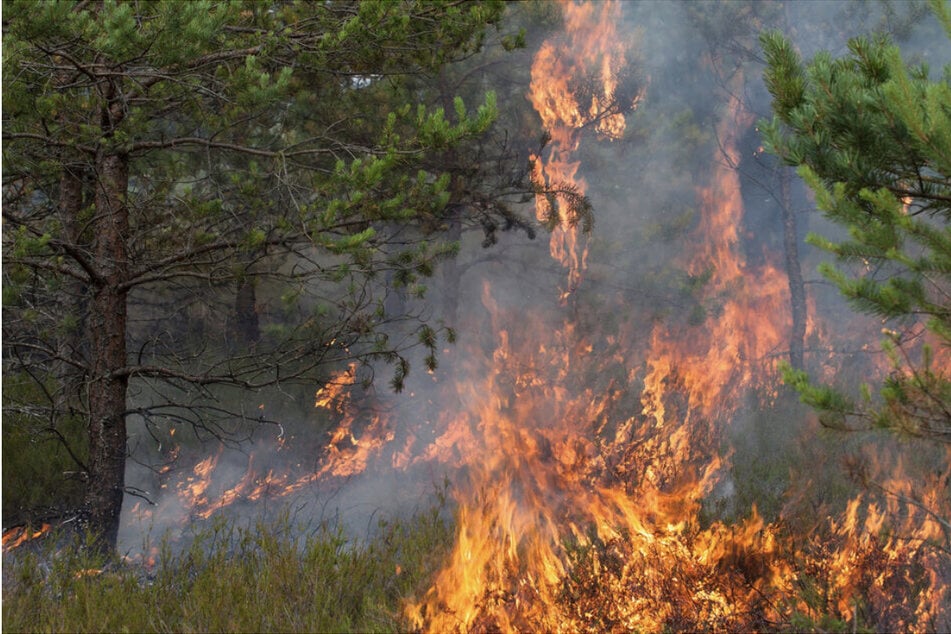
xmin=2 ymin=503 xmax=454 ymax=633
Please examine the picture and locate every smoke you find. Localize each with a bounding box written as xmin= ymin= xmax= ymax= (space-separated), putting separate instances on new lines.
xmin=116 ymin=7 xmax=949 ymax=629
xmin=114 ymin=0 xmax=723 ymax=545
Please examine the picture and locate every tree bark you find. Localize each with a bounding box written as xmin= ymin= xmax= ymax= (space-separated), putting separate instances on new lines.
xmin=232 ymin=276 xmax=260 ymax=346
xmin=780 ymin=166 xmax=807 ymax=370
xmin=84 ymin=83 xmax=130 ymax=549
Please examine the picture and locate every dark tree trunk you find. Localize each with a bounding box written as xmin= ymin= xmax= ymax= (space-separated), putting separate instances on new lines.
xmin=84 ymin=103 xmax=130 ymax=550
xmin=780 ymin=167 xmax=807 ymax=370
xmin=232 ymin=276 xmax=260 ymax=345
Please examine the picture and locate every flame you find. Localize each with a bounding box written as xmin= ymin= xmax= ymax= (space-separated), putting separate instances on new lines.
xmin=796 ymin=443 xmax=951 ymax=631
xmin=643 ymin=78 xmax=790 ymax=421
xmin=402 ymin=7 xmax=948 ymax=630
xmin=528 ymin=0 xmax=643 ymax=298
xmin=110 ymin=3 xmax=948 ymax=631
xmin=404 ymin=4 xmax=774 ymax=627
xmin=2 ymin=523 xmax=51 ymax=552
xmin=122 ymin=363 xmax=397 ymax=531
xmin=403 ymin=280 xmax=784 ymax=630
xmin=314 ymin=363 xmax=394 ymax=479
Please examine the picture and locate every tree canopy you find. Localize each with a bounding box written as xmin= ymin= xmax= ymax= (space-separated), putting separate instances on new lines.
xmin=1 ymin=0 xmax=528 ymax=549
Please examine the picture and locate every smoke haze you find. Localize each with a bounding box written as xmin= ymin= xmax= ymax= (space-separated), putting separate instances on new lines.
xmin=114 ymin=2 xmax=949 ymax=629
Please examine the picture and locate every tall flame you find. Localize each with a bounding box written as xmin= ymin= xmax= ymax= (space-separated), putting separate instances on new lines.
xmin=403 ymin=3 xmax=949 ymax=630
xmin=644 ymin=73 xmax=790 ymax=424
xmin=528 ymin=0 xmax=642 ymax=298
xmin=107 ymin=3 xmax=949 ymax=631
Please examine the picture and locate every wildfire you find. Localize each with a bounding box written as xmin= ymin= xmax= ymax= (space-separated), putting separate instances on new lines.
xmin=402 ymin=2 xmax=948 ymax=630
xmin=123 ymin=363 xmax=396 ymax=532
xmin=405 ymin=1 xmax=775 ymax=628
xmin=314 ymin=363 xmax=394 ymax=479
xmin=108 ymin=2 xmax=948 ymax=631
xmin=641 ymin=73 xmax=791 ymax=423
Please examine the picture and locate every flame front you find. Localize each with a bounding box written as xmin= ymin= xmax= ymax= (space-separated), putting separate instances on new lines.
xmin=406 ymin=2 xmax=781 ymax=629
xmin=402 ymin=3 xmax=947 ymax=630
xmin=111 ymin=2 xmax=948 ymax=630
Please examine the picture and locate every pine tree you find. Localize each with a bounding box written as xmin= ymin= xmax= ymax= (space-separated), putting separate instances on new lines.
xmin=759 ymin=0 xmax=951 ymax=441
xmin=2 ymin=0 xmax=515 ymax=550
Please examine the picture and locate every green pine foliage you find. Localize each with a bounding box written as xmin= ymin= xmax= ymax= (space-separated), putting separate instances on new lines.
xmin=759 ymin=1 xmax=951 ymax=441
xmin=2 ymin=0 xmax=518 ymax=540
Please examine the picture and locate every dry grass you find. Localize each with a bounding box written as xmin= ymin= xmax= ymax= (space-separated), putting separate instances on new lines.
xmin=2 ymin=504 xmax=453 ymax=633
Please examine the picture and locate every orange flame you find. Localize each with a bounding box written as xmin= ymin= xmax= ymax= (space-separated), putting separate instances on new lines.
xmin=2 ymin=523 xmax=51 ymax=552
xmin=113 ymin=4 xmax=948 ymax=631
xmin=528 ymin=0 xmax=643 ymax=298
xmin=402 ymin=7 xmax=949 ymax=630
xmin=642 ymin=75 xmax=791 ymax=424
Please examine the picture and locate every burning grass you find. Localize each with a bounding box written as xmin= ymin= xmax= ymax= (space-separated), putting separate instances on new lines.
xmin=5 ymin=3 xmax=949 ymax=632
xmin=4 ymin=489 xmax=947 ymax=633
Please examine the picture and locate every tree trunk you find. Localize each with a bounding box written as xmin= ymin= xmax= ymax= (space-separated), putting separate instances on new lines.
xmin=232 ymin=276 xmax=260 ymax=346
xmin=55 ymin=165 xmax=88 ymax=417
xmin=84 ymin=143 xmax=130 ymax=551
xmin=780 ymin=166 xmax=807 ymax=370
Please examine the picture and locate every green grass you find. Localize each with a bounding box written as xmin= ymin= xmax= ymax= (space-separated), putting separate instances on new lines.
xmin=2 ymin=374 xmax=88 ymax=524
xmin=2 ymin=505 xmax=454 ymax=633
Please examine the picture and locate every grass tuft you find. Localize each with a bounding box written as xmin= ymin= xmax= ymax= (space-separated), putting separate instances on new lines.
xmin=2 ymin=504 xmax=454 ymax=633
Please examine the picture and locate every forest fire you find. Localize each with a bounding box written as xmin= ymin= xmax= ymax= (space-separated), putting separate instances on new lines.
xmin=107 ymin=2 xmax=947 ymax=631
xmin=4 ymin=1 xmax=948 ymax=631
xmin=401 ymin=5 xmax=789 ymax=627
xmin=403 ymin=2 xmax=949 ymax=629
xmin=125 ymin=365 xmax=377 ymax=527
